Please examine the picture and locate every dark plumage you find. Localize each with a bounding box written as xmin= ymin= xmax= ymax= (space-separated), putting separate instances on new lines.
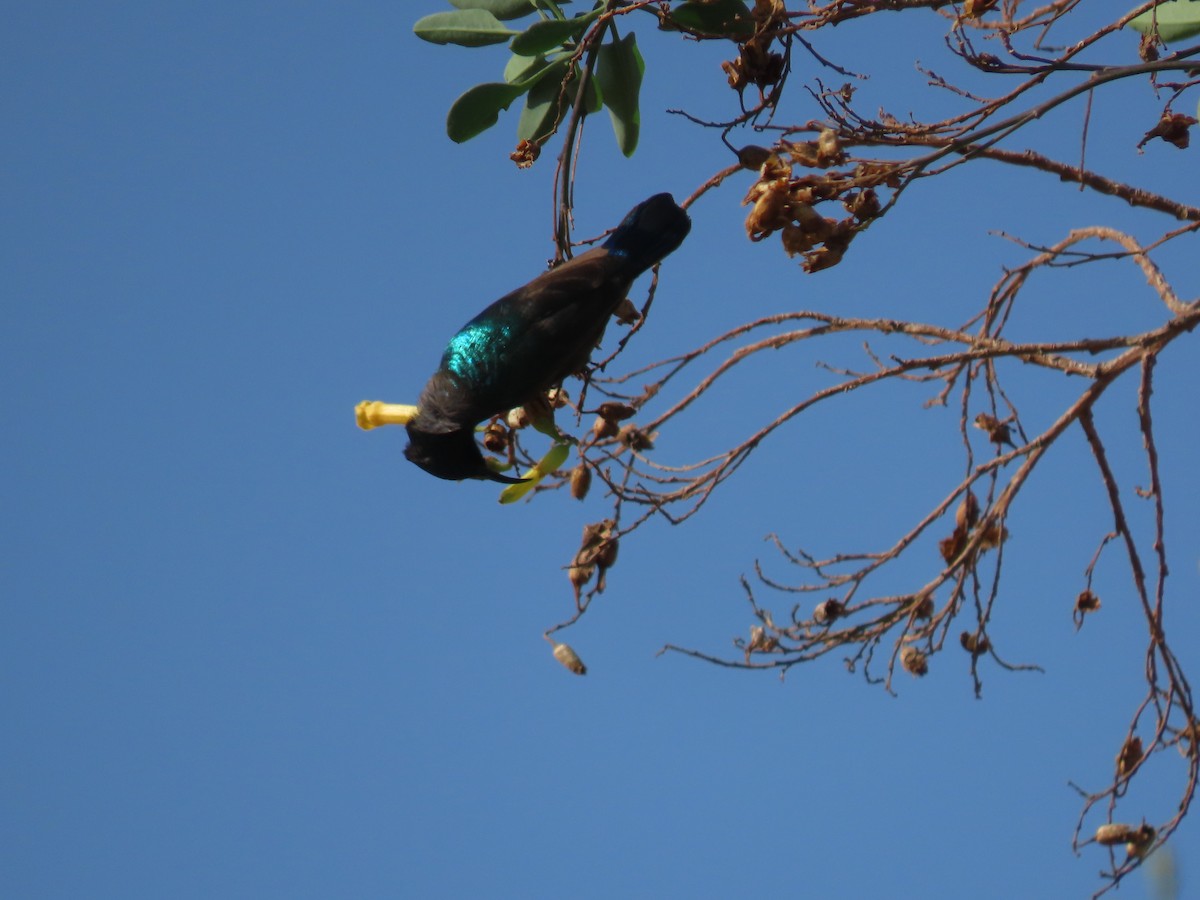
xmin=405 ymin=193 xmax=691 ymax=483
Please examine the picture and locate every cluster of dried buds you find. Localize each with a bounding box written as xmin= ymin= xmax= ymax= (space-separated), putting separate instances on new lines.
xmin=1073 ymin=588 xmax=1101 ymax=629
xmin=939 ymin=490 xmax=1009 ymax=568
xmin=1138 ymin=109 xmax=1197 ymax=150
xmin=588 ymin=400 xmax=657 ymax=452
xmin=900 ymin=645 xmax=929 ymax=677
xmin=721 ymin=0 xmax=788 ymax=101
xmin=741 ymin=134 xmax=895 ymax=272
xmin=509 ymin=138 xmax=541 ymax=169
xmin=506 ymin=387 xmax=571 ymax=433
xmin=568 ymin=519 xmax=619 ymax=601
xmin=744 ymin=623 xmax=779 ymax=662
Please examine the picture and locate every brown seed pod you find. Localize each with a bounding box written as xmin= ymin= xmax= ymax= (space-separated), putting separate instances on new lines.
xmin=1117 ymin=736 xmax=1144 ymax=777
xmin=1138 ymin=33 xmax=1160 ymax=63
xmin=569 ymin=562 xmax=594 ymax=594
xmin=547 ymin=387 xmax=570 ymax=409
xmin=910 ymin=593 xmax=935 ymax=620
xmin=737 ymin=145 xmax=773 ymax=171
xmin=744 ymin=179 xmax=791 ymax=241
xmin=960 ymin=631 xmax=990 ymax=655
xmin=845 ymin=188 xmax=880 ymax=221
xmin=570 ymin=463 xmax=591 ymax=501
xmin=956 ymin=491 xmax=980 ymax=531
xmin=1095 ymin=823 xmax=1136 ymax=846
xmin=592 ymin=416 xmax=619 ymax=440
xmin=977 ymin=520 xmax=1009 ymax=551
xmin=597 ymin=402 xmax=636 ymax=422
xmin=900 ymin=646 xmax=928 ymax=677
xmin=482 ymin=422 xmax=508 ymax=453
xmin=939 ymin=526 xmax=969 ymax=565
xmin=1073 ymin=588 xmax=1101 ymax=630
xmin=812 ymin=598 xmax=843 ymax=625
xmin=816 ymin=128 xmax=846 ymax=166
xmin=618 ymin=424 xmax=655 ymax=451
xmin=1139 ymin=110 xmax=1197 ymax=150
xmin=552 ymin=642 xmax=587 ymax=675
xmin=594 ymin=537 xmax=619 ymax=570
xmin=1125 ymin=823 xmax=1156 ymax=859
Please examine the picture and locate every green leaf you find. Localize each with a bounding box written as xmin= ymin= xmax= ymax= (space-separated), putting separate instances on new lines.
xmin=517 ymin=60 xmax=573 ymax=141
xmin=414 ymin=9 xmax=517 ymax=46
xmin=510 ymin=9 xmax=602 ymax=56
xmin=449 ymin=0 xmax=539 ymax=20
xmin=1128 ymin=0 xmax=1200 ymax=42
xmin=504 ymin=52 xmax=561 ymax=86
xmin=498 ymin=442 xmax=572 ymax=504
xmin=662 ymin=0 xmax=755 ymax=38
xmin=446 ymin=82 xmax=528 ymax=142
xmin=596 ymin=32 xmax=644 ymax=157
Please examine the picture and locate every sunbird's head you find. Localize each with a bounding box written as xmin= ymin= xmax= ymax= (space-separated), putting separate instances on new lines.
xmin=404 ymin=423 xmax=526 ymax=484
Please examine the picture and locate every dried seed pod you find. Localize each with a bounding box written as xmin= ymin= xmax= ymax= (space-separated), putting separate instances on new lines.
xmin=1076 ymin=590 xmax=1101 ymax=614
xmin=960 ymin=631 xmax=990 ymax=655
xmin=552 ymin=642 xmax=587 ymax=675
xmin=482 ymin=422 xmax=508 ymax=453
xmin=900 ymin=646 xmax=928 ymax=677
xmin=812 ymin=598 xmax=843 ymax=625
xmin=955 ymin=490 xmax=980 ymax=531
xmin=845 ymin=188 xmax=880 ymax=221
xmin=570 ymin=463 xmax=591 ymax=501
xmin=785 ymin=222 xmax=824 ymax=256
xmin=816 ymin=128 xmax=846 ymax=166
xmin=1138 ymin=33 xmax=1160 ymax=63
xmin=510 ymin=139 xmax=540 ymax=169
xmin=597 ymin=402 xmax=636 ymax=422
xmin=547 ymin=387 xmax=570 ymax=409
xmin=939 ymin=526 xmax=969 ymax=565
xmin=788 ymin=141 xmax=820 ymax=167
xmin=1139 ymin=110 xmax=1197 ymax=150
xmin=962 ymin=0 xmax=998 ymax=17
xmin=1117 ymin=736 xmax=1144 ymax=776
xmin=1095 ymin=823 xmax=1136 ymax=846
xmin=737 ymin=145 xmax=773 ymax=170
xmin=973 ymin=412 xmax=1016 ymax=448
xmin=977 ymin=520 xmax=1009 ymax=551
xmin=618 ymin=424 xmax=655 ymax=451
xmin=569 ymin=562 xmax=594 ymax=596
xmin=507 ymin=406 xmax=530 ymax=430
xmin=744 ymin=180 xmax=791 ymax=241
xmin=910 ymin=593 xmax=935 ymax=620
xmin=592 ymin=415 xmax=619 ymax=440
xmin=594 ymin=537 xmax=618 ymax=569
xmin=1126 ymin=824 xmax=1156 ymax=859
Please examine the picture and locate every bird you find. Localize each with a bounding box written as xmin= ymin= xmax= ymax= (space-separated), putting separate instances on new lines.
xmin=405 ymin=193 xmax=692 ymax=483
xmin=973 ymin=412 xmax=1016 ymax=448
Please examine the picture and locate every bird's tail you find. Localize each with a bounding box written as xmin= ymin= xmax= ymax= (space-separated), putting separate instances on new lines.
xmin=602 ymin=193 xmax=691 ymax=275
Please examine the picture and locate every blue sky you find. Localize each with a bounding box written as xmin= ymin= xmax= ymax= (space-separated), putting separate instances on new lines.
xmin=3 ymin=4 xmax=1198 ymax=898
